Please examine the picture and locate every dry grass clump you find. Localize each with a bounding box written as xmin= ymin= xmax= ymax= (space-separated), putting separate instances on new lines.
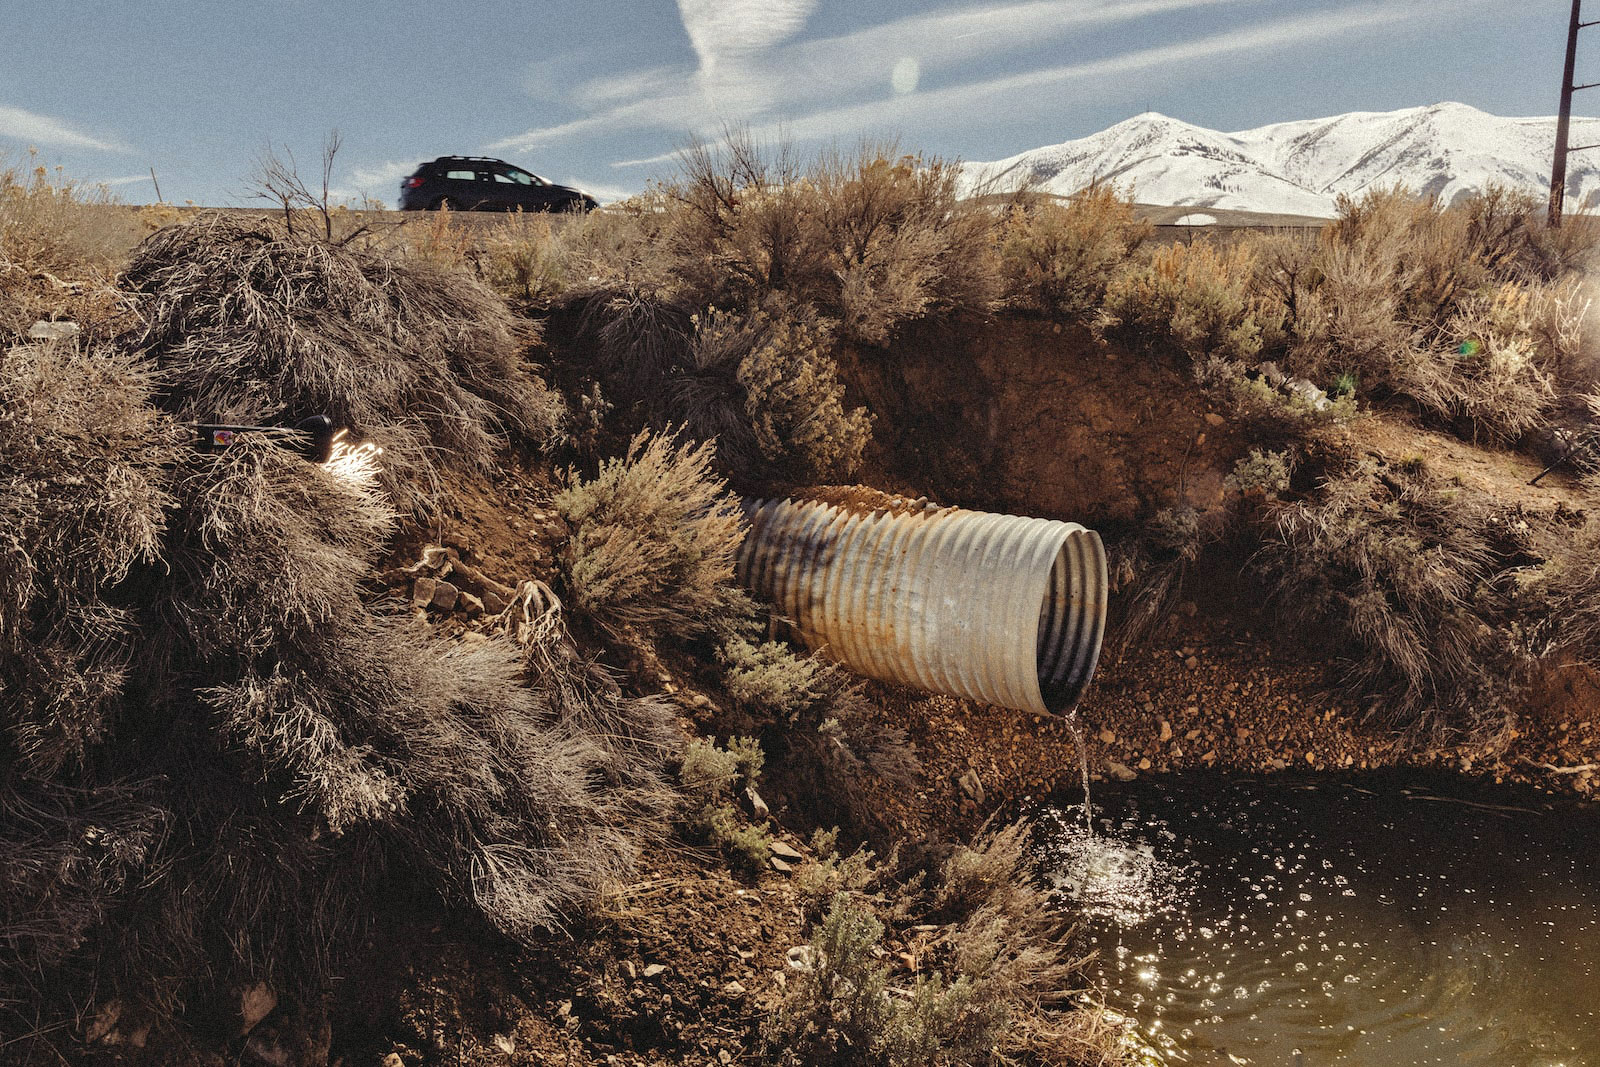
xmin=119 ymin=215 xmax=564 ymax=513
xmin=1 ymin=346 xmax=670 ymax=1046
xmin=765 ymin=822 xmax=1094 ymax=1066
xmin=0 ymin=340 xmax=183 ymax=774
xmin=1000 ymin=186 xmax=1149 ymax=320
xmin=1250 ymin=457 xmax=1524 ymax=731
xmin=0 ymin=153 xmax=133 ymax=335
xmin=1099 ymin=238 xmax=1280 ymax=364
xmin=553 ymin=430 xmax=747 ymax=640
xmin=720 ymin=636 xmax=916 ymax=835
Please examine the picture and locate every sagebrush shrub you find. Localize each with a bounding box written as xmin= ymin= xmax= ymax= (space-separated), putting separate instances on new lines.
xmin=766 ymin=823 xmax=1083 ymax=1066
xmin=720 ymin=635 xmax=916 ymax=834
xmin=554 ymin=430 xmax=747 ymax=639
xmin=1000 ymin=185 xmax=1148 ymax=319
xmin=1100 ymin=238 xmax=1279 ymax=364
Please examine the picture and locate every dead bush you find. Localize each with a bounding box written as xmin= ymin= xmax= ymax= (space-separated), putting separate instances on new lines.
xmin=999 ymin=186 xmax=1148 ymax=319
xmin=1 ymin=356 xmax=668 ymax=1040
xmin=0 ymin=341 xmax=183 ymax=774
xmin=1251 ymin=457 xmax=1526 ymax=731
xmin=1099 ymin=238 xmax=1280 ymax=364
xmin=119 ymin=215 xmax=565 ymax=514
xmin=553 ymin=430 xmax=747 ymax=640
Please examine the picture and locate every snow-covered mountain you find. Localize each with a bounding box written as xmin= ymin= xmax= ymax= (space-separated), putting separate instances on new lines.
xmin=962 ymin=103 xmax=1600 ymax=219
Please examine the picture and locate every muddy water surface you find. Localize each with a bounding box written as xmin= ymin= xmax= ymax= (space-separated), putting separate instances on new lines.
xmin=1040 ymin=773 xmax=1600 ymax=1066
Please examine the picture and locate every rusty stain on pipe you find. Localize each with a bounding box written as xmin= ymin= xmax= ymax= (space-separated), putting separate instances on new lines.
xmin=737 ymin=496 xmax=1108 ymax=716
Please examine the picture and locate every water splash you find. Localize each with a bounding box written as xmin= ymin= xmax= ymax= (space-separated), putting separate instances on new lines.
xmin=1039 ymin=806 xmax=1183 ymax=926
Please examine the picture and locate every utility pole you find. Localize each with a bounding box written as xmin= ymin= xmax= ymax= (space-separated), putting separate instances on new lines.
xmin=1551 ymin=0 xmax=1600 ymax=226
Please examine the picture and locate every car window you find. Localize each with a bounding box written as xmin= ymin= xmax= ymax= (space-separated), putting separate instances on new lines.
xmin=444 ymin=169 xmax=477 ymax=180
xmin=508 ymin=168 xmax=544 ymax=186
xmin=493 ymin=172 xmax=516 ymax=183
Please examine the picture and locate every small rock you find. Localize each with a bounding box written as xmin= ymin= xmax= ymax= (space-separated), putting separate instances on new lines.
xmin=769 ymin=839 xmax=804 ymax=861
xmin=430 ymin=580 xmax=459 ymax=612
xmin=85 ymin=1001 xmax=121 ymax=1043
xmin=239 ymin=982 xmax=277 ymax=1035
xmin=1107 ymin=760 xmax=1137 ymax=781
xmin=481 ymin=590 xmax=507 ymax=615
xmin=1158 ymin=720 xmax=1173 ymax=742
xmin=1137 ymin=757 xmax=1152 ymax=771
xmin=770 ymin=856 xmax=793 ymax=873
xmin=786 ymin=945 xmax=817 ymax=972
xmin=1184 ymin=655 xmax=1200 ymax=670
xmin=723 ymin=981 xmax=747 ymax=995
xmin=691 ymin=693 xmax=713 ymax=708
xmin=1305 ymin=751 xmax=1317 ymax=765
xmin=719 ymin=1050 xmax=734 ymax=1064
xmin=1267 ymin=758 xmax=1287 ymax=770
xmin=28 ymin=320 xmax=80 ymax=341
xmin=1235 ymin=727 xmax=1251 ymax=741
xmin=1097 ymin=729 xmax=1116 ymax=744
xmin=1179 ymin=599 xmax=1199 ymax=616
xmin=1185 ymin=729 xmax=1202 ymax=741
xmin=1201 ymin=750 xmax=1218 ymax=764
xmin=492 ymin=1033 xmax=515 ymax=1054
xmin=457 ymin=591 xmax=484 ymax=618
xmin=411 ymin=577 xmax=437 ymax=607
xmin=745 ymin=785 xmax=770 ymax=820
xmin=642 ymin=964 xmax=667 ymax=978
xmin=1204 ymin=412 xmax=1225 ymax=427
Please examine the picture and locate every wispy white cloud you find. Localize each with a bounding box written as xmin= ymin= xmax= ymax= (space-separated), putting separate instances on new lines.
xmin=102 ymin=173 xmax=156 ymax=187
xmin=0 ymin=104 xmax=127 ymax=152
xmin=678 ymin=0 xmax=818 ymax=74
xmin=493 ymin=0 xmax=1263 ymax=155
xmin=752 ymin=2 xmax=1427 ymax=143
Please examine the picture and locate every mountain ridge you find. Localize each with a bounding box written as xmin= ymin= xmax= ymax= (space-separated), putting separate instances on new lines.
xmin=961 ymin=102 xmax=1600 ymax=218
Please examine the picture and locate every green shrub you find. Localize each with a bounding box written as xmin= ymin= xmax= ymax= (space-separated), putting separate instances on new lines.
xmin=1225 ymin=448 xmax=1293 ymax=498
xmin=554 ymin=430 xmax=748 ymax=639
xmin=665 ymin=302 xmax=874 ymax=484
xmin=680 ymin=736 xmax=771 ymax=874
xmin=999 ymin=185 xmax=1149 ymax=319
xmin=721 ymin=636 xmax=917 ymax=834
xmin=766 ymin=823 xmax=1085 ymax=1066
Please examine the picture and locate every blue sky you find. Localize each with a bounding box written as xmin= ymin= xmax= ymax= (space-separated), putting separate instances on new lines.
xmin=0 ymin=0 xmax=1589 ymax=206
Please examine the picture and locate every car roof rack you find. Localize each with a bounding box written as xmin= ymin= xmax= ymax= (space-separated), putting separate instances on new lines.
xmin=432 ymin=155 xmax=507 ymax=164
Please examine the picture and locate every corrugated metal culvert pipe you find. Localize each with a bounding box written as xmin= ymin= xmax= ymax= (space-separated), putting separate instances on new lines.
xmin=737 ymin=495 xmax=1108 ymax=717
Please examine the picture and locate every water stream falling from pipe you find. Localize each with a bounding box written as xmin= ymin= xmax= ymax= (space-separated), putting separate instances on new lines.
xmin=1066 ymin=712 xmax=1094 ymax=834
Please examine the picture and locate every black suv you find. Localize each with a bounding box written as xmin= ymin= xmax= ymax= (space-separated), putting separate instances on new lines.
xmin=399 ymin=156 xmax=598 ymax=212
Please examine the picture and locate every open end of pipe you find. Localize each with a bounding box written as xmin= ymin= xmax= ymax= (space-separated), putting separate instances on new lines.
xmin=1036 ymin=529 xmax=1108 ymax=714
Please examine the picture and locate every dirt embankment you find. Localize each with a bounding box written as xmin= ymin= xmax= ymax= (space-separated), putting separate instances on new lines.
xmin=832 ymin=313 xmax=1600 ymax=807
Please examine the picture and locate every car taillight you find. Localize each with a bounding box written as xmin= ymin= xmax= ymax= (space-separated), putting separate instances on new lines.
xmin=403 ymin=176 xmax=424 ymax=188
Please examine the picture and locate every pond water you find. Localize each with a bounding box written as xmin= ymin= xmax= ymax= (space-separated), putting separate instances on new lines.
xmin=1038 ymin=773 xmax=1600 ymax=1067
